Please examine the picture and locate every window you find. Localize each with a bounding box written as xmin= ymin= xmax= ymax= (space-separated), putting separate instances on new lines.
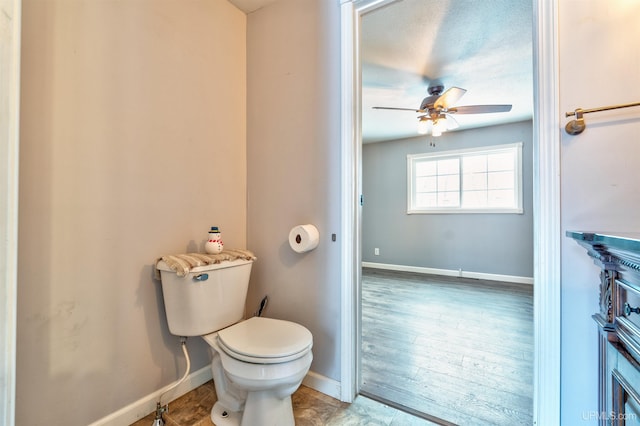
xmin=407 ymin=143 xmax=523 ymax=214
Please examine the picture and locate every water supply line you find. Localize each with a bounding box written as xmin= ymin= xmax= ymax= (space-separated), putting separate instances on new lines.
xmin=152 ymin=337 xmax=191 ymax=426
xmin=254 ymin=295 xmax=268 ymax=317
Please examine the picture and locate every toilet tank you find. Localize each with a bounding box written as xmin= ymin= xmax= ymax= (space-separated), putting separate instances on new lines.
xmin=156 ymin=259 xmax=253 ymax=337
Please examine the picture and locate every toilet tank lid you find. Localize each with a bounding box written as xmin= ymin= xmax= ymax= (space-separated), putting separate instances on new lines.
xmin=156 ymin=258 xmax=252 ymax=274
xmin=155 ymin=250 xmax=256 ymax=277
xmin=218 ymin=317 xmax=312 ymax=359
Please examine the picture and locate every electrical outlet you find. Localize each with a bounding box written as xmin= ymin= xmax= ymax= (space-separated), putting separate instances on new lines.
xmin=374 ymin=248 xmax=380 ymax=256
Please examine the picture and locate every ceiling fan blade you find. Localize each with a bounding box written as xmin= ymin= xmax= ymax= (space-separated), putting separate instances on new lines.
xmin=372 ymin=106 xmax=422 ymax=112
xmin=434 ymin=87 xmax=467 ymax=109
xmin=449 ymin=104 xmax=512 ymax=114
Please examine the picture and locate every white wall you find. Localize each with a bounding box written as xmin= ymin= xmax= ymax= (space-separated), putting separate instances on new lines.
xmin=17 ymin=1 xmax=246 ymax=424
xmin=559 ymin=1 xmax=640 ymax=424
xmin=245 ymin=0 xmax=342 ymax=383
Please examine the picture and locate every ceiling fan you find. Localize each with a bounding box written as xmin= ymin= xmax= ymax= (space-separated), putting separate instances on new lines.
xmin=372 ymin=85 xmax=512 ymax=137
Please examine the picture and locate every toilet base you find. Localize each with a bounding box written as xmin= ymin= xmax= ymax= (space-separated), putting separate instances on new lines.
xmin=210 ymin=393 xmax=294 ymax=426
xmin=211 ymin=401 xmax=241 ymax=426
xmin=241 ymin=391 xmax=294 ymax=426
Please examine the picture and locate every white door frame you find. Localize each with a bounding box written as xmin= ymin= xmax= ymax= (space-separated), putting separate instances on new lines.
xmin=339 ymin=1 xmax=561 ymax=425
xmin=0 ymin=0 xmax=21 ymax=425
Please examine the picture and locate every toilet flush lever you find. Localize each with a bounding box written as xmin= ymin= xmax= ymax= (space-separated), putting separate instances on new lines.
xmin=193 ymin=273 xmax=209 ymax=282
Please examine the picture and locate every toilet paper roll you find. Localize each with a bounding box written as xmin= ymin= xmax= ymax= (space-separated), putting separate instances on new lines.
xmin=288 ymin=224 xmax=320 ymax=253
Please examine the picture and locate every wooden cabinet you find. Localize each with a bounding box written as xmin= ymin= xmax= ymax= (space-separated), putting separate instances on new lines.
xmin=568 ymin=232 xmax=640 ymax=425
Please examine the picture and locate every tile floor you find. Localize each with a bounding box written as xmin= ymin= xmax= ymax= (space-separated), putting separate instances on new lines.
xmin=130 ymin=381 xmax=437 ymax=426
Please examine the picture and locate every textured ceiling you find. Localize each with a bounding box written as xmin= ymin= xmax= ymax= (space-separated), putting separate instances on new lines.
xmin=362 ymin=0 xmax=533 ymax=143
xmin=228 ymin=0 xmax=533 ymax=144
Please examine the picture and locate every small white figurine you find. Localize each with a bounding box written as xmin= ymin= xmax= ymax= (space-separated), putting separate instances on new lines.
xmin=205 ymin=226 xmax=224 ymax=254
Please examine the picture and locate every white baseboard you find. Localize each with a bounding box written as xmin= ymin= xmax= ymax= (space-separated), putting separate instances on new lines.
xmin=88 ymin=365 xmax=213 ymax=426
xmin=89 ymin=367 xmax=339 ymax=425
xmin=362 ymin=261 xmax=534 ymax=285
xmin=302 ymin=370 xmax=341 ymax=401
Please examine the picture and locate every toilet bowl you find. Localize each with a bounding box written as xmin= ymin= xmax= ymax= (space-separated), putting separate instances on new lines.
xmin=203 ymin=317 xmax=313 ymax=426
xmin=155 ymin=255 xmax=313 ymax=426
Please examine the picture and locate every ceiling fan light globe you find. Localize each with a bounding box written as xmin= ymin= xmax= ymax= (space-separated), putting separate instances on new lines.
xmin=432 ymin=119 xmax=446 ymax=137
xmin=417 ymin=119 xmax=431 ymax=135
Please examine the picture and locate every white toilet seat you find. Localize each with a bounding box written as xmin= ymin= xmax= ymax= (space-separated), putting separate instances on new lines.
xmin=215 ymin=317 xmax=313 ymax=364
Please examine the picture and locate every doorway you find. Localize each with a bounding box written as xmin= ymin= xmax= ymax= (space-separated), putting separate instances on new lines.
xmin=339 ymin=1 xmax=561 ymax=425
xmin=358 ymin=3 xmax=534 ymax=422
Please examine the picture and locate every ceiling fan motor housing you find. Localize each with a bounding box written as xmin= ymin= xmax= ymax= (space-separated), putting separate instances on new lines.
xmin=428 ymin=85 xmax=444 ymax=96
xmin=419 ymin=85 xmax=445 ymax=111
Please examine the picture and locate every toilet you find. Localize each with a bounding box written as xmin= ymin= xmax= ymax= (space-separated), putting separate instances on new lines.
xmin=155 ymin=257 xmax=313 ymax=426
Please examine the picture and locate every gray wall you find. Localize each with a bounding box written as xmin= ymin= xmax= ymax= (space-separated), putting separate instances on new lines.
xmin=17 ymin=1 xmax=246 ymax=424
xmin=362 ymin=121 xmax=534 ymax=278
xmin=559 ymin=2 xmax=640 ymax=422
xmin=245 ymin=0 xmax=342 ymax=382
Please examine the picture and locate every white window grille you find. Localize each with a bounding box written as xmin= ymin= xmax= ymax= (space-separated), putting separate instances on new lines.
xmin=407 ymin=143 xmax=523 ymax=214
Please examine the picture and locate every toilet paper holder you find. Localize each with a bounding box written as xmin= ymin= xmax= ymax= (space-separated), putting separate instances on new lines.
xmin=289 ymin=224 xmax=320 ymax=253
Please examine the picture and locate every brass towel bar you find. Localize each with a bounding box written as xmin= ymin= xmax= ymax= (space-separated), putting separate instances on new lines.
xmin=565 ymin=101 xmax=640 ymax=135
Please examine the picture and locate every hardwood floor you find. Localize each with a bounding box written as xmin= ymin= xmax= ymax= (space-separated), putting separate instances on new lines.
xmin=361 ymin=268 xmax=533 ymax=426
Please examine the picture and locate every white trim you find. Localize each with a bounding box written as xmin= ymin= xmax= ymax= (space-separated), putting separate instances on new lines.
xmin=362 ymin=262 xmax=534 ymax=285
xmin=340 ymin=2 xmax=358 ymax=402
xmin=532 ymin=0 xmax=561 ymax=424
xmin=0 ymin=1 xmax=21 ymax=425
xmin=87 ymin=365 xmax=213 ymax=426
xmin=302 ymin=371 xmax=341 ymax=400
xmin=339 ymin=0 xmax=358 ymax=404
xmin=341 ymin=1 xmax=561 ymax=425
xmin=87 ymin=367 xmax=338 ymax=426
